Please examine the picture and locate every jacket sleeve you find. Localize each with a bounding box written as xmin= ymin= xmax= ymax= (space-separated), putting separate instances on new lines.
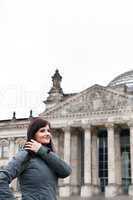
xmin=0 ymin=150 xmax=29 ymax=199
xmin=37 ymin=145 xmax=72 ymax=178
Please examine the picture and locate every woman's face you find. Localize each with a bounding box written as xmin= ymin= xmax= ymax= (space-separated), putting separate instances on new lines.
xmin=34 ymin=125 xmax=51 ymax=144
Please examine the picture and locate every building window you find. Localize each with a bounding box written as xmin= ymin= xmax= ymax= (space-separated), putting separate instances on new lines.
xmin=98 ymin=129 xmax=108 ymax=192
xmin=0 ymin=140 xmax=9 ymax=158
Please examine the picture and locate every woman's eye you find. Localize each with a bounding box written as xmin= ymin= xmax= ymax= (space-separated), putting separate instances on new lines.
xmin=40 ymin=129 xmax=51 ymax=132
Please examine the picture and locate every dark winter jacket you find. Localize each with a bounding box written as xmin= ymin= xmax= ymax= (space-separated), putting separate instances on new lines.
xmin=0 ymin=145 xmax=72 ymax=200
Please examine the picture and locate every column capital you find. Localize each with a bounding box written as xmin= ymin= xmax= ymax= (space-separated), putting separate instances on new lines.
xmin=127 ymin=121 xmax=133 ymax=128
xmin=8 ymin=137 xmax=15 ymax=142
xmin=105 ymin=123 xmax=114 ymax=129
xmin=62 ymin=126 xmax=71 ymax=133
xmin=82 ymin=124 xmax=91 ymax=131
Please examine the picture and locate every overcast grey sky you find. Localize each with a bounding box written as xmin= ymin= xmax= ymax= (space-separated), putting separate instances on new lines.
xmin=0 ymin=0 xmax=133 ymax=119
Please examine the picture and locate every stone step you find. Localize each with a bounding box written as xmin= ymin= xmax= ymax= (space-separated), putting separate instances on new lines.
xmin=15 ymin=193 xmax=132 ymax=200
xmin=59 ymin=195 xmax=132 ymax=200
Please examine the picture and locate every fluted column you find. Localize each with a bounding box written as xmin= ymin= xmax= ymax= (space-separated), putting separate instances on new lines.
xmin=59 ymin=127 xmax=71 ymax=197
xmin=81 ymin=125 xmax=93 ymax=197
xmin=128 ymin=123 xmax=133 ymax=196
xmin=105 ymin=124 xmax=120 ymax=197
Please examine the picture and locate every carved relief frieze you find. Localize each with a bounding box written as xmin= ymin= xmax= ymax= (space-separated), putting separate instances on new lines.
xmin=15 ymin=124 xmax=28 ymax=129
xmin=43 ymin=85 xmax=129 ymax=119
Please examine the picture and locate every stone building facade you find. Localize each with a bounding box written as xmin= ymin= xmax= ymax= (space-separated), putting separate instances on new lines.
xmin=1 ymin=69 xmax=133 ymax=198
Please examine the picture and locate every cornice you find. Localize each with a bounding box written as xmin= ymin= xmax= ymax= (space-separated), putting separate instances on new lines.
xmin=43 ymin=108 xmax=132 ymax=120
xmin=0 ymin=121 xmax=29 ymax=129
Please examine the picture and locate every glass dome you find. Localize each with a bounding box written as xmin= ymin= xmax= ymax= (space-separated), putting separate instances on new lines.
xmin=108 ymin=70 xmax=133 ymax=86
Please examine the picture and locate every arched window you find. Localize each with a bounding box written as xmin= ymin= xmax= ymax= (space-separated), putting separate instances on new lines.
xmin=0 ymin=139 xmax=9 ymax=158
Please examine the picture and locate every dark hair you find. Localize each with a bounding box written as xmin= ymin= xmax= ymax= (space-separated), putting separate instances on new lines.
xmin=26 ymin=117 xmax=55 ymax=153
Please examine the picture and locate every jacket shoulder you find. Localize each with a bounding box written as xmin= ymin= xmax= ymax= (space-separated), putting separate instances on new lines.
xmin=14 ymin=149 xmax=29 ymax=161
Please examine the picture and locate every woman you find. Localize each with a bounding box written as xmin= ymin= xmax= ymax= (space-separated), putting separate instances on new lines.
xmin=0 ymin=117 xmax=72 ymax=200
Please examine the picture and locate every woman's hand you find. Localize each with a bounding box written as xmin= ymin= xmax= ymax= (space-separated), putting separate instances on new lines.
xmin=25 ymin=139 xmax=41 ymax=153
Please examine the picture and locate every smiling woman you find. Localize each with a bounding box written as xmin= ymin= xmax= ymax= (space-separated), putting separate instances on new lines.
xmin=0 ymin=117 xmax=72 ymax=200
xmin=25 ymin=118 xmax=54 ymax=154
xmin=34 ymin=126 xmax=51 ymax=144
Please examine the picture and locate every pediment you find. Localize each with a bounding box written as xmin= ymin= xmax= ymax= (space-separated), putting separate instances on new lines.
xmin=41 ymin=84 xmax=129 ymax=117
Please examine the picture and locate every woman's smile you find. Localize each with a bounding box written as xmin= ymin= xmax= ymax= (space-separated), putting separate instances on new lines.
xmin=34 ymin=125 xmax=51 ymax=144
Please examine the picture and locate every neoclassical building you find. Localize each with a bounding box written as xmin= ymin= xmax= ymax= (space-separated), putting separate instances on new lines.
xmin=1 ymin=69 xmax=133 ymax=198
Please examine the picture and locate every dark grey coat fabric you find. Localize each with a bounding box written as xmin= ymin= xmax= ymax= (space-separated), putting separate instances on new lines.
xmin=0 ymin=146 xmax=72 ymax=200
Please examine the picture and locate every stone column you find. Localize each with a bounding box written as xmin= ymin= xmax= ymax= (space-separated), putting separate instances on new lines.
xmin=115 ymin=128 xmax=122 ymax=193
xmin=105 ymin=124 xmax=120 ymax=197
xmin=52 ymin=129 xmax=59 ymax=153
xmin=128 ymin=123 xmax=133 ymax=196
xmin=59 ymin=127 xmax=71 ymax=197
xmin=81 ymin=125 xmax=93 ymax=197
xmin=9 ymin=137 xmax=15 ymax=159
xmin=92 ymin=128 xmax=100 ymax=194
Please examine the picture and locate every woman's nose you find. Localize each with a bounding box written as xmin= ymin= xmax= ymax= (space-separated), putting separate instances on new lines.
xmin=44 ymin=131 xmax=51 ymax=136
